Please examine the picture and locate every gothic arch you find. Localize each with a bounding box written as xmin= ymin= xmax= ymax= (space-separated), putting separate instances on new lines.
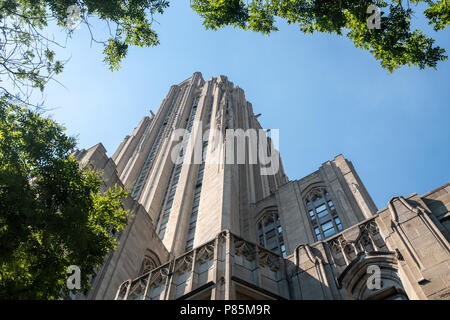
xmin=255 ymin=206 xmax=286 ymax=257
xmin=301 ymin=182 xmax=326 ymax=200
xmin=138 ymin=249 xmax=162 ymax=276
xmin=303 ymin=186 xmax=343 ymax=241
xmin=255 ymin=206 xmax=278 ymax=224
xmin=115 ymin=279 xmax=131 ymax=300
xmin=338 ymin=252 xmax=407 ymax=300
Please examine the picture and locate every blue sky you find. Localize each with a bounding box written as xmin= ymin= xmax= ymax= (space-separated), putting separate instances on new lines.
xmin=38 ymin=1 xmax=449 ymax=210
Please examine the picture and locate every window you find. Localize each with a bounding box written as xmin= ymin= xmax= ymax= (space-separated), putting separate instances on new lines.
xmin=131 ymin=90 xmax=182 ymax=199
xmin=156 ymin=98 xmax=200 ymax=240
xmin=156 ymin=162 xmax=182 ymax=240
xmin=306 ymin=188 xmax=342 ymax=241
xmin=257 ymin=211 xmax=286 ymax=257
xmin=184 ymin=140 xmax=208 ymax=252
xmin=205 ymin=99 xmax=214 ymax=126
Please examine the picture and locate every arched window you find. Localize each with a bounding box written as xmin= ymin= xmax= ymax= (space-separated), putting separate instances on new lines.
xmin=138 ymin=250 xmax=161 ymax=275
xmin=306 ymin=188 xmax=342 ymax=241
xmin=257 ymin=211 xmax=286 ymax=257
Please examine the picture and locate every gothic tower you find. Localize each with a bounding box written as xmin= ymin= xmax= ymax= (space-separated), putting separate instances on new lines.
xmin=74 ymin=73 xmax=450 ymax=300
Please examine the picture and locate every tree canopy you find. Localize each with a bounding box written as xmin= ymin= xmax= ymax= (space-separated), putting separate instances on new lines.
xmin=0 ymin=98 xmax=130 ymax=299
xmin=0 ymin=0 xmax=169 ymax=106
xmin=0 ymin=1 xmax=449 ymax=106
xmin=190 ymin=0 xmax=449 ymax=73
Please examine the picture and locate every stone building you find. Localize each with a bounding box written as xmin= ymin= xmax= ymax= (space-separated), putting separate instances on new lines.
xmin=74 ymin=73 xmax=450 ymax=300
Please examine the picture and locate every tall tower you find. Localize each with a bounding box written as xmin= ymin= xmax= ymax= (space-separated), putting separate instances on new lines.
xmin=112 ymin=72 xmax=287 ymax=257
xmin=76 ymin=73 xmax=450 ymax=300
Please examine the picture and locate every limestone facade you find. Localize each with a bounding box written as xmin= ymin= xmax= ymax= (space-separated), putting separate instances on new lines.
xmin=75 ymin=73 xmax=449 ymax=300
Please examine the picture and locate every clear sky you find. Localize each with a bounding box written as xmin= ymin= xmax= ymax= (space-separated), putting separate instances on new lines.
xmin=39 ymin=1 xmax=449 ymax=210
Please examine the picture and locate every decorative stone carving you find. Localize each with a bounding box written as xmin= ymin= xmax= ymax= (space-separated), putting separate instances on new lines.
xmin=258 ymin=248 xmax=280 ymax=272
xmin=329 ymin=237 xmax=343 ymax=255
xmin=305 ymin=187 xmax=326 ymax=202
xmin=116 ymin=280 xmax=130 ymax=300
xmin=360 ymin=220 xmax=379 ymax=235
xmin=215 ymin=98 xmax=224 ymax=132
xmin=174 ymin=254 xmax=193 ymax=275
xmin=234 ymin=238 xmax=256 ymax=262
xmin=149 ymin=266 xmax=169 ymax=288
xmin=127 ymin=277 xmax=147 ymax=300
xmin=327 ymin=218 xmax=386 ymax=273
xmin=196 ymin=242 xmax=215 ymax=264
xmin=225 ymin=100 xmax=234 ymax=129
xmin=139 ymin=251 xmax=160 ymax=275
xmin=337 ymin=251 xmax=405 ymax=300
xmin=218 ymin=231 xmax=227 ymax=243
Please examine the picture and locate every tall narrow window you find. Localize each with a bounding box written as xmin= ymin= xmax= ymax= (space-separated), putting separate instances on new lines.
xmin=205 ymin=98 xmax=214 ymax=126
xmin=155 ymin=97 xmax=199 ymax=240
xmin=257 ymin=211 xmax=286 ymax=257
xmin=131 ymin=89 xmax=182 ymax=199
xmin=306 ymin=188 xmax=342 ymax=241
xmin=156 ymin=162 xmax=182 ymax=239
xmin=184 ymin=139 xmax=208 ymax=252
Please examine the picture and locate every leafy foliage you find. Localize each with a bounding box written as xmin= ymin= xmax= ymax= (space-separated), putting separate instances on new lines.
xmin=190 ymin=0 xmax=449 ymax=72
xmin=0 ymin=98 xmax=130 ymax=299
xmin=425 ymin=0 xmax=450 ymax=30
xmin=0 ymin=0 xmax=169 ymax=105
xmin=1 ymin=1 xmax=449 ymax=106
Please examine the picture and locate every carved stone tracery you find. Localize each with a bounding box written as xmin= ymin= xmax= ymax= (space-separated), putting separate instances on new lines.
xmin=258 ymin=249 xmax=281 ymax=272
xmin=196 ymin=242 xmax=215 ymax=264
xmin=174 ymin=254 xmax=193 ymax=275
xmin=149 ymin=266 xmax=169 ymax=288
xmin=234 ymin=238 xmax=256 ymax=262
xmin=305 ymin=187 xmax=326 ymax=202
xmin=327 ymin=219 xmax=385 ymax=273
